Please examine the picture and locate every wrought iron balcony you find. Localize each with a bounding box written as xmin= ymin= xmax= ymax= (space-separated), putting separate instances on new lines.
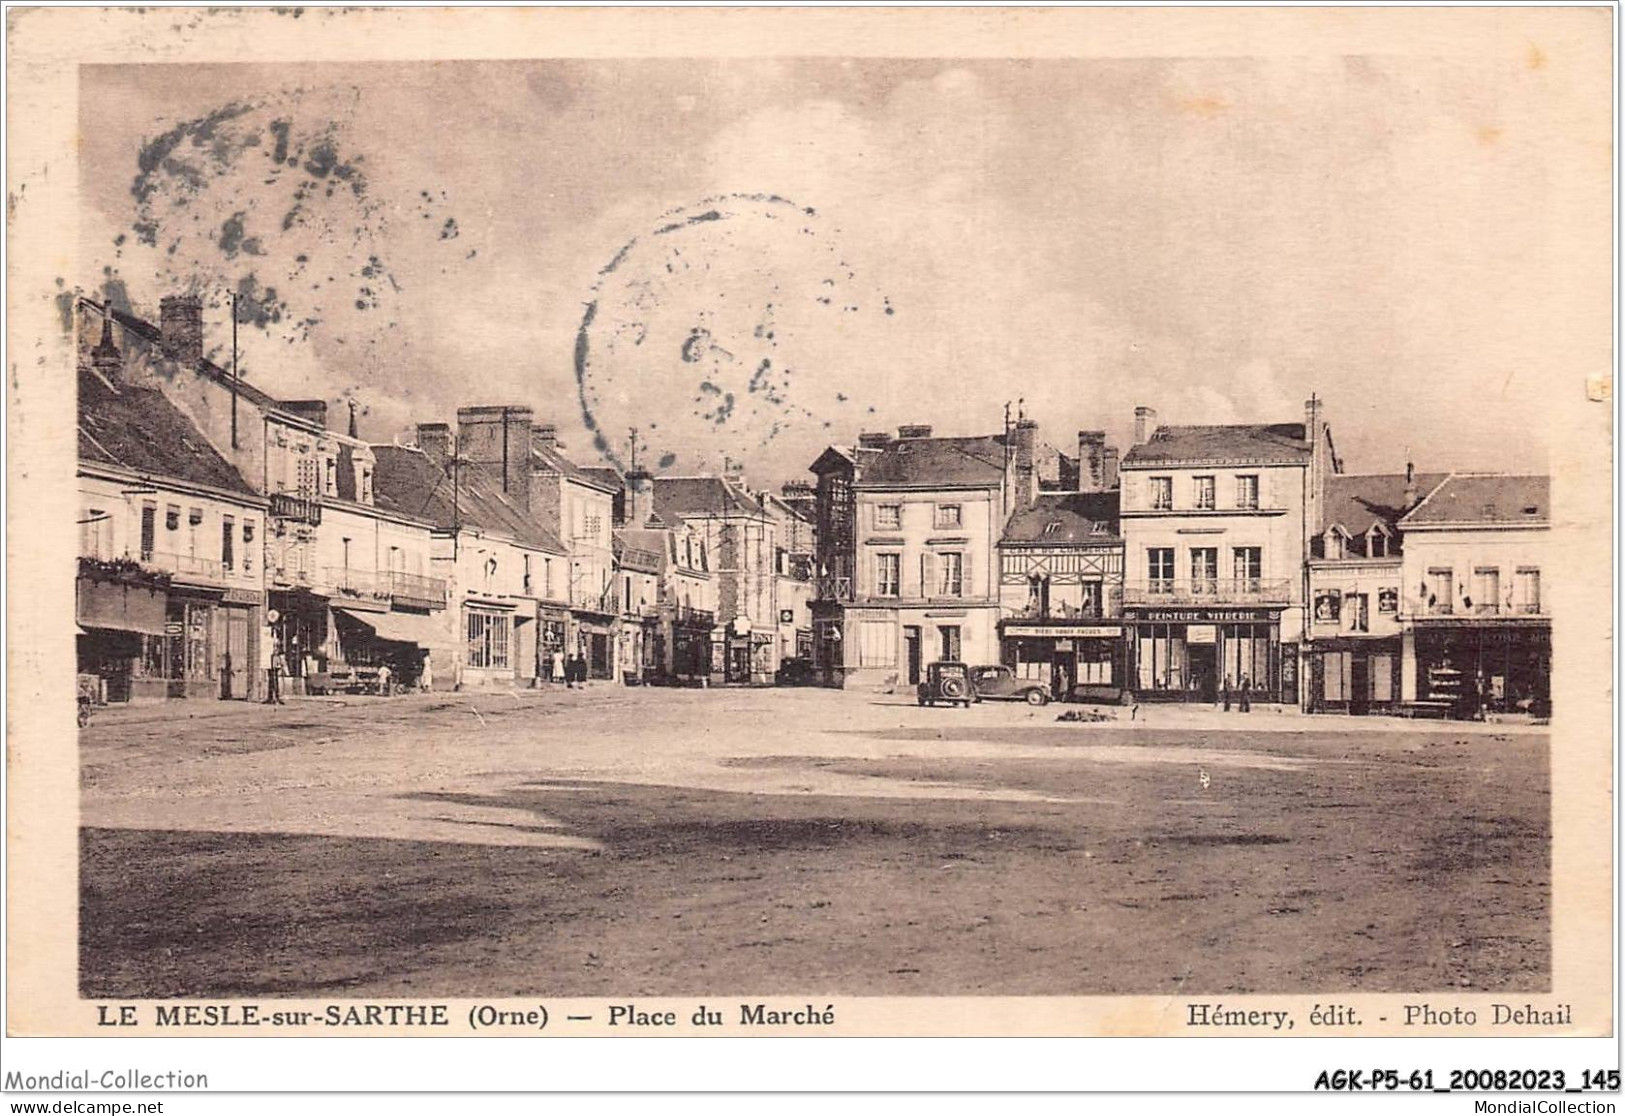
xmin=324 ymin=566 xmax=391 ymax=604
xmin=814 ymin=574 xmax=853 ymax=601
xmin=388 ymin=570 xmax=447 ymax=610
xmin=1122 ymin=578 xmax=1292 ymax=606
xmin=269 ymin=492 xmax=323 ymax=525
xmin=146 ymin=550 xmax=227 ymax=585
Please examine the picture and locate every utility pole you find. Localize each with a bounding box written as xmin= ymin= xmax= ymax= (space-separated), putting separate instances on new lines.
xmin=230 ymin=291 xmax=239 ymax=450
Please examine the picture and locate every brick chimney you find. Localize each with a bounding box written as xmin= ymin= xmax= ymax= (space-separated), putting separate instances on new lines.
xmin=1102 ymin=445 xmax=1121 ymax=490
xmin=1013 ymin=418 xmax=1039 ymax=508
xmin=90 ymin=310 xmax=123 ymax=381
xmin=1403 ymin=460 xmax=1417 ymax=508
xmin=416 ymin=422 xmax=453 ymax=472
xmin=458 ymin=405 xmax=533 ymax=510
xmin=158 ymin=294 xmax=203 ymax=365
xmin=1133 ymin=405 xmax=1158 ymax=446
xmin=856 ymin=431 xmax=892 ymax=449
xmin=1077 ymin=430 xmax=1107 ymax=492
xmin=897 ymin=424 xmax=933 ymax=439
xmin=627 ymin=469 xmax=655 ymax=527
xmin=533 ymin=423 xmax=559 ymax=450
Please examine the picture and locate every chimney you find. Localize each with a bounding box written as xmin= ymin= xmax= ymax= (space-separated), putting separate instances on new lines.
xmin=1133 ymin=405 xmax=1158 ymax=446
xmin=1102 ymin=445 xmax=1121 ymax=490
xmin=627 ymin=469 xmax=655 ymax=527
xmin=1013 ymin=418 xmax=1038 ymax=508
xmin=457 ymin=405 xmax=534 ymax=511
xmin=158 ymin=294 xmax=203 ymax=365
xmin=856 ymin=431 xmax=892 ymax=449
xmin=416 ymin=423 xmax=453 ymax=471
xmin=1077 ymin=430 xmax=1107 ymax=492
xmin=1304 ymin=395 xmax=1322 ymax=447
xmin=1403 ymin=460 xmax=1417 ymax=508
xmin=533 ymin=423 xmax=558 ymax=450
xmin=897 ymin=424 xmax=933 ymax=439
xmin=89 ymin=310 xmax=123 ymax=381
xmin=282 ymin=400 xmax=329 ymax=430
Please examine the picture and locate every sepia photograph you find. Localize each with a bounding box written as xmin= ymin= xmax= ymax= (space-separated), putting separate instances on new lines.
xmin=4 ymin=4 xmax=1614 ymax=1076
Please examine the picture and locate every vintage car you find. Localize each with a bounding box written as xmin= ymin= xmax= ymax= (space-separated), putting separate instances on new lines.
xmin=916 ymin=661 xmax=974 ymax=708
xmin=969 ymin=664 xmax=1052 ymax=706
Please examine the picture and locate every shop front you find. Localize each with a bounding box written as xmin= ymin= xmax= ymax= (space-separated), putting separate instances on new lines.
xmin=75 ymin=565 xmax=170 ymax=704
xmin=538 ymin=607 xmax=569 ymax=680
xmin=574 ymin=614 xmax=616 ymax=680
xmin=1306 ymin=635 xmax=1401 ymax=715
xmin=1412 ymin=619 xmax=1550 ymax=719
xmin=668 ymin=609 xmax=713 ymax=684
xmin=999 ymin=621 xmax=1126 ymax=703
xmin=1127 ymin=606 xmax=1292 ymax=704
xmin=268 ymin=587 xmax=330 ymax=696
xmin=327 ymin=606 xmax=444 ymax=693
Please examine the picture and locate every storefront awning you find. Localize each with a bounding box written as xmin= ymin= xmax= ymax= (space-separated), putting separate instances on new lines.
xmin=77 ymin=577 xmax=168 ymax=636
xmin=333 ymin=607 xmax=444 ymax=647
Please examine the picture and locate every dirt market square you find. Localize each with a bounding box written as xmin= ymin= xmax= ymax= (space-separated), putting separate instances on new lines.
xmin=79 ymin=686 xmax=1548 ymax=998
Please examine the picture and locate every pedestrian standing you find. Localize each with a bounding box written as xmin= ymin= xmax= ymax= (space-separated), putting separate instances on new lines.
xmin=267 ymin=647 xmax=286 ymax=705
xmin=377 ymin=662 xmax=392 ymax=697
xmin=551 ymin=648 xmax=566 ymax=685
xmin=1239 ymin=675 xmax=1252 ymax=713
xmin=1221 ymin=674 xmax=1232 ymax=712
xmin=419 ymin=653 xmax=434 ymax=693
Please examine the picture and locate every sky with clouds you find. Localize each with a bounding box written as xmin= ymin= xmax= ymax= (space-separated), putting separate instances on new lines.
xmin=79 ymin=53 xmax=1585 ymax=484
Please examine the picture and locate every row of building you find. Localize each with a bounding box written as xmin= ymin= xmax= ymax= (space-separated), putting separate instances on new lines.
xmin=74 ymin=290 xmax=1550 ymax=718
xmin=74 ymin=295 xmax=814 ymax=703
xmin=805 ymin=405 xmax=1550 ymax=718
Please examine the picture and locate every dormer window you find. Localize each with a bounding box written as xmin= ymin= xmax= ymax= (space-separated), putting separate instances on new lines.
xmin=1042 ymin=520 xmax=1062 ymax=536
xmin=1368 ymin=525 xmax=1390 ymax=558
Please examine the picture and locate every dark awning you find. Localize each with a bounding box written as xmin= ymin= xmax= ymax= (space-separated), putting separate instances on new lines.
xmin=333 ymin=607 xmax=444 ymax=647
xmin=76 ymin=577 xmax=168 ymax=636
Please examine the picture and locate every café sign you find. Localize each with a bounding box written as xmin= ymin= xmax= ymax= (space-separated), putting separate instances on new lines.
xmin=1003 ymin=624 xmax=1121 ymax=639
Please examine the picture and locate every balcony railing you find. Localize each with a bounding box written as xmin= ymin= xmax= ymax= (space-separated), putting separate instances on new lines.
xmin=146 ymin=551 xmax=227 ymax=585
xmin=1006 ymin=603 xmax=1106 ymax=622
xmin=675 ymin=605 xmax=715 ymax=627
xmin=1122 ymin=578 xmax=1292 ymax=606
xmin=814 ymin=574 xmax=853 ymax=601
xmin=388 ymin=570 xmax=447 ymax=609
xmin=269 ymin=492 xmax=323 ymax=526
xmin=324 ymin=566 xmax=391 ymax=604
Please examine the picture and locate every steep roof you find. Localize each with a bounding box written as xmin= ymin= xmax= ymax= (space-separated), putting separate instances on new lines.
xmin=532 ymin=440 xmax=618 ymax=493
xmin=578 ymin=465 xmax=625 ymax=494
xmin=1322 ymin=472 xmax=1448 ymax=536
xmin=1121 ymin=423 xmax=1310 ymax=468
xmin=857 ymin=434 xmax=1008 ymax=488
xmin=77 ymin=364 xmax=257 ymax=497
xmin=652 ymin=475 xmax=766 ymax=521
xmin=106 ymin=304 xmax=288 ymax=414
xmin=1002 ymin=491 xmax=1121 ymax=546
xmin=372 ymin=445 xmax=567 ymax=553
xmin=1400 ymin=473 xmax=1549 ymax=527
xmin=614 ymin=527 xmax=668 ymax=574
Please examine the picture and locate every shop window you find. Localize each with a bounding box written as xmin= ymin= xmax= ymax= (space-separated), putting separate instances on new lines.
xmin=467 ymin=610 xmax=510 ymax=670
xmin=939 ymin=552 xmax=963 ymax=597
xmin=1136 ymin=623 xmax=1187 ymax=691
xmin=1323 ymin=651 xmax=1351 ymax=702
xmin=1077 ymin=639 xmax=1114 ymax=685
xmin=1235 ymin=475 xmax=1259 ymax=510
xmin=1147 ymin=548 xmax=1175 ymax=593
xmin=1515 ymin=568 xmax=1541 ymax=614
xmin=1193 ymin=476 xmax=1215 ymax=510
xmin=875 ymin=504 xmax=901 ymax=529
xmin=876 ymin=553 xmax=900 ymax=597
xmin=1371 ymin=655 xmax=1394 ymax=702
xmin=1150 ymin=477 xmax=1173 ymax=510
xmin=855 ymin=620 xmax=895 ymax=667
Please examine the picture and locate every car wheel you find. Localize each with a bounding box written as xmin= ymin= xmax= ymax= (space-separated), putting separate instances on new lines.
xmin=1026 ymin=689 xmax=1049 ymax=706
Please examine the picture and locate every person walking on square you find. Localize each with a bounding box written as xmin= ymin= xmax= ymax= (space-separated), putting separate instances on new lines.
xmin=1239 ymin=674 xmax=1252 ymax=713
xmin=1221 ymin=674 xmax=1232 ymax=713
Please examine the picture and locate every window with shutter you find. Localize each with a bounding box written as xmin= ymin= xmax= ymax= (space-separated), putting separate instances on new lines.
xmin=140 ymin=502 xmax=156 ymax=560
xmin=921 ymin=552 xmax=936 ymax=598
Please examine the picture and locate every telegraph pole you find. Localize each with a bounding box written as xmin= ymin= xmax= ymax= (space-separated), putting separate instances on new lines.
xmin=230 ymin=291 xmax=240 ymax=450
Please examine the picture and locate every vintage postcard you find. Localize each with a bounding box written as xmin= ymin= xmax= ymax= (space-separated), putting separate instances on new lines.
xmin=4 ymin=3 xmax=1615 ymax=1068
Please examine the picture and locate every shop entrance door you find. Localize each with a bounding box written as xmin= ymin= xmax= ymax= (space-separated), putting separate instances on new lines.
xmin=1349 ymin=654 xmax=1370 ymax=716
xmin=222 ymin=607 xmax=251 ymax=700
xmin=903 ymin=626 xmax=922 ymax=684
xmin=1188 ymin=643 xmax=1217 ymax=702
